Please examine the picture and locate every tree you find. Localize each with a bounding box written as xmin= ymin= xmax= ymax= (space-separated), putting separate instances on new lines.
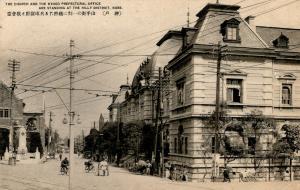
xmin=273 ymin=124 xmax=300 ymax=157
xmin=204 ymin=110 xmax=275 ymax=174
xmin=242 ymin=110 xmax=275 ymax=171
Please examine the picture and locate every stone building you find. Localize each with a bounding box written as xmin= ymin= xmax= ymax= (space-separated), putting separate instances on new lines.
xmin=0 ymin=81 xmax=23 ymax=157
xmin=114 ymin=30 xmax=182 ymax=125
xmin=108 ymin=2 xmax=300 ymax=182
xmin=165 ymin=3 xmax=300 ymax=181
xmin=108 ymin=31 xmax=182 ymax=159
xmin=0 ymin=81 xmax=46 ymax=158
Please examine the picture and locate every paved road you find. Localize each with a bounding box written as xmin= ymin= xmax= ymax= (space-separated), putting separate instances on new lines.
xmin=0 ymin=157 xmax=299 ymax=190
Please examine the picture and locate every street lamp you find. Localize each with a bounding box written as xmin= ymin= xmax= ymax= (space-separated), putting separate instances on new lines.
xmin=62 ymin=113 xmax=81 ymax=153
xmin=62 ymin=112 xmax=81 ymax=189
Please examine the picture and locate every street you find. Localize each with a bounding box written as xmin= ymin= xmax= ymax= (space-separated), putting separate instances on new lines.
xmin=0 ymin=157 xmax=299 ymax=190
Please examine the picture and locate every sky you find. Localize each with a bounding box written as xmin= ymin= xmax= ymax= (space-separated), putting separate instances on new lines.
xmin=0 ymin=0 xmax=300 ymax=138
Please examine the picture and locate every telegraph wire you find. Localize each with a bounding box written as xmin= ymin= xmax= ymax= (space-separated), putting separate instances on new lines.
xmin=58 ymin=43 xmax=182 ymax=88
xmin=77 ymin=0 xmax=249 ymax=55
xmin=47 ymin=96 xmax=111 ymax=110
xmin=17 ymin=57 xmax=63 ymax=82
xmin=254 ymin=0 xmax=300 ymax=17
xmin=26 ymin=35 xmax=170 ymax=92
xmin=11 ymin=0 xmax=299 ymax=100
xmin=18 ymin=58 xmax=68 ymax=84
xmin=241 ymin=0 xmax=275 ymax=10
xmin=16 ymin=84 xmax=117 ymax=93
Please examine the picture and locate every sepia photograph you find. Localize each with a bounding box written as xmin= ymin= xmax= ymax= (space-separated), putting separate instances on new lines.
xmin=0 ymin=0 xmax=300 ymax=189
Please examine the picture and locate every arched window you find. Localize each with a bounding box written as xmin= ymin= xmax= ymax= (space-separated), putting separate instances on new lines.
xmin=26 ymin=118 xmax=38 ymax=132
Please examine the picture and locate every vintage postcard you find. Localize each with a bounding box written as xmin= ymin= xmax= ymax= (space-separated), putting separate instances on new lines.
xmin=0 ymin=0 xmax=300 ymax=189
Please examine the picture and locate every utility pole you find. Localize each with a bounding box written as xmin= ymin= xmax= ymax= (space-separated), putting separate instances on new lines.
xmin=48 ymin=111 xmax=54 ymax=153
xmin=213 ymin=41 xmax=227 ymax=177
xmin=116 ymin=104 xmax=120 ymax=166
xmin=68 ymin=39 xmax=75 ymax=190
xmin=154 ymin=67 xmax=162 ymax=175
xmin=214 ymin=41 xmax=227 ymax=151
xmin=8 ymin=59 xmax=20 ymax=157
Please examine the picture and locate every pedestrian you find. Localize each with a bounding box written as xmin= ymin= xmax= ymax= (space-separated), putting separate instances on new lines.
xmin=145 ymin=160 xmax=151 ymax=175
xmin=150 ymin=160 xmax=156 ymax=175
xmin=170 ymin=164 xmax=176 ymax=181
xmin=284 ymin=169 xmax=289 ymax=181
xmin=223 ymin=166 xmax=231 ymax=182
xmin=182 ymin=165 xmax=188 ymax=181
xmin=59 ymin=153 xmax=62 ymax=161
xmin=103 ymin=158 xmax=109 ymax=176
xmin=164 ymin=162 xmax=171 ymax=179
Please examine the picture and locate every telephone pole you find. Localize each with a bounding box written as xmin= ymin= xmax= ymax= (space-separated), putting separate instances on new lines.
xmin=8 ymin=59 xmax=20 ymax=156
xmin=214 ymin=41 xmax=227 ymax=153
xmin=154 ymin=67 xmax=162 ymax=174
xmin=213 ymin=41 xmax=227 ymax=178
xmin=47 ymin=111 xmax=54 ymax=153
xmin=68 ymin=39 xmax=75 ymax=190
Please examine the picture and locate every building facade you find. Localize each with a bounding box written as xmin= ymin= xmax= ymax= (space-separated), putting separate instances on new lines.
xmin=0 ymin=81 xmax=46 ymax=157
xmin=166 ymin=3 xmax=300 ymax=182
xmin=108 ymin=3 xmax=300 ymax=182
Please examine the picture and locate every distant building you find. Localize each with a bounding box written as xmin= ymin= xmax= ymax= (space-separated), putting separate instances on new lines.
xmin=99 ymin=113 xmax=105 ymax=131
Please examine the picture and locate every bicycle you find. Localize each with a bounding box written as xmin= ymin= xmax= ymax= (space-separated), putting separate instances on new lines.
xmin=84 ymin=161 xmax=95 ymax=173
xmin=240 ymin=171 xmax=257 ymax=182
xmin=60 ymin=166 xmax=69 ymax=175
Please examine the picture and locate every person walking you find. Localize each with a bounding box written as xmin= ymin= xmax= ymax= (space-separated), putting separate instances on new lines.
xmin=170 ymin=164 xmax=175 ymax=181
xmin=223 ymin=166 xmax=231 ymax=182
xmin=145 ymin=160 xmax=151 ymax=175
xmin=59 ymin=153 xmax=62 ymax=161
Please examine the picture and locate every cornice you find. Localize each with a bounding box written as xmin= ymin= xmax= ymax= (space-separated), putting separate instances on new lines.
xmin=167 ymin=44 xmax=300 ymax=69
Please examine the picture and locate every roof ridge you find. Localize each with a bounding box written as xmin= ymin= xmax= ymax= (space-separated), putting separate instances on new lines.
xmin=257 ymin=25 xmax=300 ymax=31
xmin=241 ymin=19 xmax=268 ymax=48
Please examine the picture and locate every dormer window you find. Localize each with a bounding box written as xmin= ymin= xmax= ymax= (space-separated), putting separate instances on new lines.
xmin=221 ymin=18 xmax=241 ymax=43
xmin=273 ymin=33 xmax=289 ymax=48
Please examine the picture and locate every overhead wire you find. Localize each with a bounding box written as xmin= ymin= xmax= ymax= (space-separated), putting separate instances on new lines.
xmin=11 ymin=0 xmax=299 ymax=100
xmin=254 ymin=0 xmax=300 ymax=17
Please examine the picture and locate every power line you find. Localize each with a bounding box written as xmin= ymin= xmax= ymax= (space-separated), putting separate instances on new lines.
xmin=241 ymin=0 xmax=275 ymax=10
xmin=254 ymin=0 xmax=300 ymax=17
xmin=16 ymin=84 xmax=117 ymax=93
xmin=16 ymin=46 xmax=69 ymax=82
xmin=8 ymin=0 xmax=270 ymax=85
xmin=18 ymin=58 xmax=68 ymax=84
xmin=47 ymin=96 xmax=110 ymax=110
xmin=13 ymin=1 xmax=297 ymax=100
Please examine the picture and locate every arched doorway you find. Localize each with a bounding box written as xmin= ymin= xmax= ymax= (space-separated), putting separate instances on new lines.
xmin=26 ymin=118 xmax=43 ymax=155
xmin=0 ymin=128 xmax=9 ymax=159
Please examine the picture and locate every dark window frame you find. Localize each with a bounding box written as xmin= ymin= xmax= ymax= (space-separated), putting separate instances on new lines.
xmin=226 ymin=79 xmax=243 ymax=103
xmin=282 ymin=84 xmax=292 ymax=105
xmin=184 ymin=137 xmax=188 ymax=154
xmin=248 ymin=137 xmax=256 ymax=155
xmin=220 ymin=18 xmax=241 ymax=43
xmin=176 ymin=78 xmax=186 ymax=106
xmin=212 ymin=137 xmax=216 ymax=153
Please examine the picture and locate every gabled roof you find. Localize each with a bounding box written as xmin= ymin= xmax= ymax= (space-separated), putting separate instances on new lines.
xmin=256 ymin=26 xmax=300 ymax=52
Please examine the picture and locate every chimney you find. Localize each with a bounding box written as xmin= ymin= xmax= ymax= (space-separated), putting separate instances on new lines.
xmin=245 ymin=15 xmax=256 ymax=32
